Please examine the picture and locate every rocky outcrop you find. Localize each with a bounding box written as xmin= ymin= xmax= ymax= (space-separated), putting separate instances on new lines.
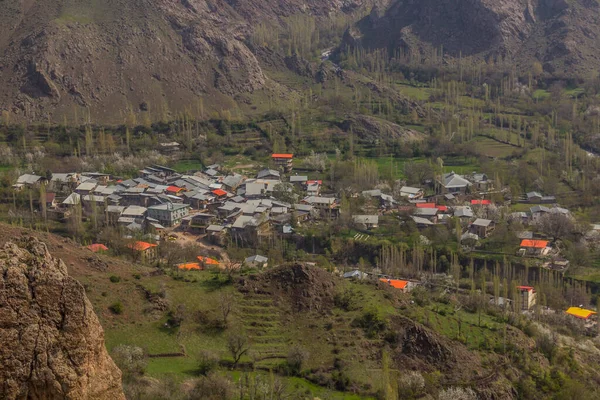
xmin=340 ymin=115 xmax=425 ymax=143
xmin=344 ymin=0 xmax=600 ymax=77
xmin=238 ymin=263 xmax=338 ymax=312
xmin=0 ymin=237 xmax=125 ymax=400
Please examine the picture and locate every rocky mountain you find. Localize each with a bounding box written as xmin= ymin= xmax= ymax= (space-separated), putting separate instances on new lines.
xmin=0 ymin=237 xmax=124 ymax=400
xmin=0 ymin=0 xmax=372 ymax=122
xmin=343 ymin=0 xmax=600 ymax=77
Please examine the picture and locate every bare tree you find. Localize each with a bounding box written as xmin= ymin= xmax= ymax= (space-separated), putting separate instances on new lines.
xmin=537 ymin=212 xmax=574 ymax=241
xmin=219 ymin=292 xmax=234 ymax=326
xmin=227 ymin=332 xmax=250 ymax=367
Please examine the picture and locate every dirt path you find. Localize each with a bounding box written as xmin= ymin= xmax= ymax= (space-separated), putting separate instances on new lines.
xmin=168 ymin=231 xmax=231 ymax=264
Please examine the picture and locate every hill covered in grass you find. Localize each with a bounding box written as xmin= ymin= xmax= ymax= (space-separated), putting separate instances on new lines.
xmin=1 ymin=224 xmax=599 ymax=399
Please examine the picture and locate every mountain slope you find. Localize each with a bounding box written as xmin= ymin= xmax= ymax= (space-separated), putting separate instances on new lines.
xmin=343 ymin=0 xmax=600 ymax=77
xmin=0 ymin=0 xmax=371 ymax=123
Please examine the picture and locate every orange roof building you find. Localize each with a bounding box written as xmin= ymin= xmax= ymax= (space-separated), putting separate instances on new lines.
xmin=520 ymin=239 xmax=549 ymax=248
xmin=197 ymin=256 xmax=220 ymax=266
xmin=212 ymin=189 xmax=227 ymax=197
xmin=166 ymin=186 xmax=184 ymax=194
xmin=471 ymin=199 xmax=492 ymax=205
xmin=86 ymin=243 xmax=108 ymax=252
xmin=272 ymin=154 xmax=293 ymax=172
xmin=379 ymin=278 xmax=410 ymax=290
xmin=415 ymin=203 xmax=436 ymax=208
xmin=128 ymin=241 xmax=158 ymax=251
xmin=178 ymin=262 xmax=203 ymax=271
xmin=566 ymin=307 xmax=597 ymax=320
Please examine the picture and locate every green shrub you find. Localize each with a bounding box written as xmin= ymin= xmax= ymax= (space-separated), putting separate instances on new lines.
xmin=109 ymin=275 xmax=121 ymax=283
xmin=197 ymin=350 xmax=219 ymax=376
xmin=352 ymin=309 xmax=388 ymax=338
xmin=109 ymin=301 xmax=124 ymax=314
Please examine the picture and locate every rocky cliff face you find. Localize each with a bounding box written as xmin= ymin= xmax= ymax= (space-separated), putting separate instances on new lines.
xmin=0 ymin=237 xmax=125 ymax=400
xmin=0 ymin=0 xmax=373 ymax=122
xmin=345 ymin=0 xmax=600 ymax=77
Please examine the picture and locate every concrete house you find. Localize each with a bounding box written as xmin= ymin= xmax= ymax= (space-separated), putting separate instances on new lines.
xmin=353 ymin=215 xmax=379 ymax=229
xmin=517 ymin=286 xmax=537 ymax=310
xmin=14 ymin=174 xmax=45 ymax=190
xmin=271 ymin=153 xmax=293 ymax=172
xmin=439 ymin=172 xmax=471 ymax=194
xmin=231 ymin=215 xmax=271 ymax=246
xmin=470 ymin=218 xmax=495 ymax=238
xmin=471 ymin=173 xmax=492 ymax=192
xmin=147 ymin=203 xmax=190 ymax=227
xmin=75 ymin=180 xmax=98 ymax=195
xmin=520 ymin=239 xmax=550 ymax=256
xmin=399 ymin=186 xmax=424 ymax=200
xmin=257 ymin=169 xmax=281 ymax=180
xmin=128 ymin=241 xmax=158 ymax=263
xmin=245 ymin=255 xmax=269 ymax=268
xmin=182 ymin=213 xmax=217 ymax=233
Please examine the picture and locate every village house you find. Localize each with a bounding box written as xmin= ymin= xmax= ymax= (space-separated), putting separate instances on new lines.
xmin=75 ymin=180 xmax=97 ymax=196
xmin=399 ymin=186 xmax=424 ymax=200
xmin=302 ymin=196 xmax=339 ymax=218
xmin=147 ymin=203 xmax=190 ymax=227
xmin=14 ymin=174 xmax=46 ymax=190
xmin=122 ymin=205 xmax=147 ymax=223
xmin=182 ymin=213 xmax=217 ymax=234
xmin=105 ymin=205 xmax=125 ymax=225
xmin=470 ymin=218 xmax=495 ymax=238
xmin=527 ymin=192 xmax=556 ymax=204
xmin=82 ymin=194 xmax=106 ymax=215
xmin=231 ymin=214 xmax=271 ymax=246
xmin=221 ymin=174 xmax=244 ymax=191
xmin=414 ymin=207 xmax=439 ymax=223
xmin=519 ymin=239 xmax=550 ymax=257
xmin=257 ymin=169 xmax=281 ymax=181
xmin=353 ymin=215 xmax=379 ymax=230
xmin=379 ymin=278 xmax=417 ymax=293
xmin=45 ymin=193 xmax=57 ymax=209
xmin=439 ymin=172 xmax=471 ymax=194
xmin=289 ymin=175 xmax=308 ymax=186
xmin=530 ymin=205 xmax=550 ymax=222
xmin=306 ymin=180 xmax=321 ymax=196
xmin=61 ymin=193 xmax=81 ymax=208
xmin=206 ymin=225 xmax=227 ymax=245
xmin=411 ymin=216 xmax=435 ymax=227
xmin=128 ymin=241 xmax=158 ymax=263
xmin=470 ymin=173 xmax=492 ymax=192
xmin=565 ymin=307 xmax=597 ymax=321
xmin=49 ymin=173 xmax=78 ymax=192
xmin=517 ymin=286 xmax=537 ymax=310
xmin=343 ymin=270 xmax=369 ymax=280
xmin=271 ymin=153 xmax=293 ymax=172
xmin=245 ymin=255 xmax=269 ymax=268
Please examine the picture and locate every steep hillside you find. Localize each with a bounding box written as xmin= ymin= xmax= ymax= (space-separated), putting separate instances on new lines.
xmin=0 ymin=0 xmax=371 ymax=123
xmin=0 ymin=237 xmax=124 ymax=400
xmin=343 ymin=0 xmax=600 ymax=77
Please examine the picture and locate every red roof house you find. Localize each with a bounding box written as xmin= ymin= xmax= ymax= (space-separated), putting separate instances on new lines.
xmin=86 ymin=244 xmax=108 ymax=253
xmin=379 ymin=278 xmax=414 ymax=292
xmin=271 ymin=154 xmax=294 ymax=159
xmin=471 ymin=199 xmax=492 ymax=205
xmin=520 ymin=240 xmax=548 ymax=248
xmin=212 ymin=189 xmax=227 ymax=197
xmin=166 ymin=186 xmax=184 ymax=194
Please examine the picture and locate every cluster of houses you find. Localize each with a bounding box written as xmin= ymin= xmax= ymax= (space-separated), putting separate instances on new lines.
xmin=15 ymin=164 xmax=578 ymax=270
xmin=14 ymin=154 xmax=345 ymax=248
